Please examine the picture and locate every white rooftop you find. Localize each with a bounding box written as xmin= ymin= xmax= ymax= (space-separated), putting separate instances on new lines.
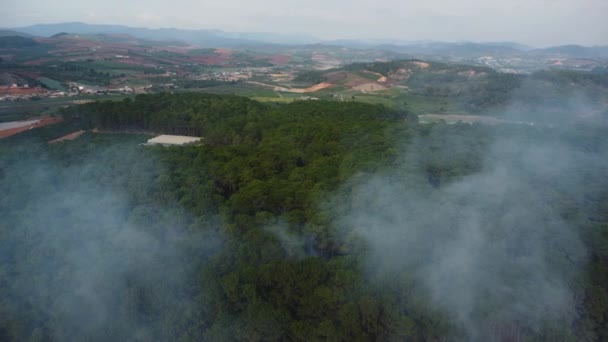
xmin=145 ymin=135 xmax=202 ymax=146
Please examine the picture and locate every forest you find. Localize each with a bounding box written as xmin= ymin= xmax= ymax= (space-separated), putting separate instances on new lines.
xmin=1 ymin=93 xmax=608 ymax=341
xmin=0 ymin=36 xmax=39 ymax=48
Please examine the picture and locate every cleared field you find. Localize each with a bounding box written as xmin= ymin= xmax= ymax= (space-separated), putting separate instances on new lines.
xmin=0 ymin=119 xmax=40 ymax=131
xmin=0 ymin=117 xmax=63 ymax=139
xmin=351 ymin=71 xmax=381 ymax=81
xmin=250 ymin=97 xmax=296 ymax=103
xmin=412 ymin=61 xmax=430 ymax=69
xmin=328 ymin=87 xmax=455 ymax=114
xmin=245 ymin=81 xmax=333 ymax=93
xmin=48 ymin=130 xmax=86 ymax=144
xmin=286 ymin=82 xmax=333 ymax=93
xmin=0 ymin=87 xmax=47 ymax=95
xmin=0 ymin=95 xmax=133 ymax=119
xmin=352 ymin=83 xmax=387 ymax=92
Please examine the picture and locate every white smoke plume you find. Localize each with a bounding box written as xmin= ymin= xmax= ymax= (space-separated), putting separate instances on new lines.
xmin=334 ymin=120 xmax=602 ymax=339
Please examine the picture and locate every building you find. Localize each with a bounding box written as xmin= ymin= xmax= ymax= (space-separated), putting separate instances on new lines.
xmin=144 ymin=135 xmax=202 ymax=146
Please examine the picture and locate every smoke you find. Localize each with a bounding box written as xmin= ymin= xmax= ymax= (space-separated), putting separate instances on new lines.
xmin=493 ymin=76 xmax=608 ymax=125
xmin=334 ymin=118 xmax=602 ymax=339
xmin=265 ymin=221 xmax=319 ymax=259
xmin=0 ymin=138 xmax=221 ymax=341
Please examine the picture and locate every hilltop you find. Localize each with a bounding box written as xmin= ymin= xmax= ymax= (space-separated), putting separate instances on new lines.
xmin=9 ymin=22 xmax=320 ymax=46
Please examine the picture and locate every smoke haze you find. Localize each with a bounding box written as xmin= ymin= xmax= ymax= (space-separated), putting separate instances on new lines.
xmin=334 ymin=108 xmax=605 ymax=339
xmin=0 ymin=140 xmax=221 ymax=340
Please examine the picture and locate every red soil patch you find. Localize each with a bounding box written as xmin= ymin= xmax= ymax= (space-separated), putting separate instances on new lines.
xmin=270 ymin=55 xmax=290 ymax=65
xmin=0 ymin=117 xmax=63 ymax=139
xmin=12 ymin=71 xmax=42 ymax=79
xmin=287 ymin=82 xmax=333 ymax=93
xmin=0 ymin=86 xmax=47 ymax=95
xmin=411 ymin=61 xmax=430 ymax=69
xmin=215 ymin=48 xmax=232 ymax=55
xmin=185 ymin=49 xmax=234 ymax=65
xmin=114 ymin=58 xmax=157 ymax=68
xmin=302 ymin=82 xmax=332 ymax=92
xmin=23 ymin=58 xmax=54 ymax=66
xmin=48 ymin=130 xmax=85 ymax=144
xmin=160 ymin=45 xmax=200 ymax=53
xmin=189 ymin=55 xmax=231 ymax=65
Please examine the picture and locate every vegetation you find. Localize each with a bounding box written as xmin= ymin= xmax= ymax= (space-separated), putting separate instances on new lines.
xmin=1 ymin=93 xmax=608 ymax=340
xmin=0 ymin=36 xmax=39 ymax=48
xmin=295 ymin=60 xmax=608 ymax=116
xmin=293 ymin=70 xmax=329 ymax=84
xmin=36 ymin=77 xmax=66 ymax=91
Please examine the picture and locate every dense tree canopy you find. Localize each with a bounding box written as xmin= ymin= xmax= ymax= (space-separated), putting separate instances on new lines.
xmin=1 ymin=93 xmax=608 ymax=341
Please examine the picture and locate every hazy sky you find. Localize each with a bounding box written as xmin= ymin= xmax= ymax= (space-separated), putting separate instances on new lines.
xmin=3 ymin=0 xmax=607 ymax=46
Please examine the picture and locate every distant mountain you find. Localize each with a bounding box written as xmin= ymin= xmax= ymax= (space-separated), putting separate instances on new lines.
xmin=214 ymin=31 xmax=319 ymax=45
xmin=323 ymin=39 xmax=412 ymax=49
xmin=327 ymin=40 xmax=533 ymax=52
xmin=6 ymin=22 xmax=607 ymax=61
xmin=318 ymin=40 xmax=535 ymax=60
xmin=373 ymin=42 xmax=529 ymax=58
xmin=9 ymin=22 xmax=320 ymax=47
xmin=0 ymin=30 xmax=32 ymax=38
xmin=479 ymin=41 xmax=533 ymax=51
xmin=530 ymin=45 xmax=608 ymax=58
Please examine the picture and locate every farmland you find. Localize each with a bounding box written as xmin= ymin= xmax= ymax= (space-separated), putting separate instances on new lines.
xmin=2 ymin=30 xmax=607 ymax=130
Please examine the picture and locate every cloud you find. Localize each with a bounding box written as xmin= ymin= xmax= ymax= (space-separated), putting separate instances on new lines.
xmin=135 ymin=12 xmax=164 ymax=25
xmin=84 ymin=10 xmax=97 ymax=18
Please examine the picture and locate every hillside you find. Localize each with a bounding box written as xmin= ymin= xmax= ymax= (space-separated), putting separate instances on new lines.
xmin=290 ymin=59 xmax=608 ymax=118
xmin=12 ymin=22 xmax=320 ymax=46
xmin=0 ymin=36 xmax=39 ymax=48
xmin=0 ymin=30 xmax=32 ymax=38
xmin=1 ymin=93 xmax=608 ymax=340
xmin=532 ymin=45 xmax=608 ymax=58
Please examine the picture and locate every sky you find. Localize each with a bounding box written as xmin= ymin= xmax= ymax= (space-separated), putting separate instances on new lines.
xmin=2 ymin=0 xmax=608 ymax=46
